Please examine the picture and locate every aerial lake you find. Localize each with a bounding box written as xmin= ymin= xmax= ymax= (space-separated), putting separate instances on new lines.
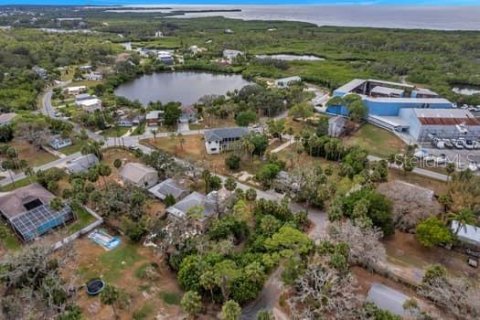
xmin=255 ymin=54 xmax=324 ymax=61
xmin=114 ymin=71 xmax=252 ymax=106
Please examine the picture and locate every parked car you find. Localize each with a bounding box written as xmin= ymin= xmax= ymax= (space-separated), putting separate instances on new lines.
xmin=459 ymin=138 xmax=474 ymax=150
xmin=473 ymin=141 xmax=480 ymax=150
xmin=443 ymin=139 xmax=454 ymax=149
xmin=452 ymin=139 xmax=464 ymax=149
xmin=128 ymin=145 xmax=140 ymax=151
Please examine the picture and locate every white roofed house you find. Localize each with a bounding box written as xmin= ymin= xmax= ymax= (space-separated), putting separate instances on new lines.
xmin=451 ymin=220 xmax=480 ymax=248
xmin=49 ymin=136 xmax=72 ymax=150
xmin=146 ymin=110 xmax=164 ymax=127
xmin=223 ymin=49 xmax=244 ymax=64
xmin=65 ymin=85 xmax=87 ymax=95
xmin=84 ymin=72 xmax=103 ymax=81
xmin=75 ymin=94 xmax=102 ymax=113
xmin=120 ymin=162 xmax=159 ymax=189
xmin=204 ymin=127 xmax=249 ymax=155
xmin=275 ymin=76 xmax=302 ymax=88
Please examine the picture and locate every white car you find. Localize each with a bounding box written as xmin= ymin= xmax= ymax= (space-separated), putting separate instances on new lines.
xmin=468 ymin=162 xmax=478 ymax=172
xmin=452 ymin=140 xmax=464 ymax=149
xmin=459 ymin=138 xmax=475 ymax=150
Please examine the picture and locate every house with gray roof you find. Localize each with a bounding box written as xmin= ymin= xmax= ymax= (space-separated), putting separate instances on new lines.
xmin=149 ymin=178 xmax=189 ymax=201
xmin=49 ymin=136 xmax=72 ymax=150
xmin=65 ymin=154 xmax=99 ymax=174
xmin=166 ymin=190 xmax=231 ymax=228
xmin=367 ymin=283 xmax=408 ymax=317
xmin=451 ymin=220 xmax=480 ymax=247
xmin=204 ymin=127 xmax=249 ymax=154
xmin=0 ymin=183 xmax=74 ymax=242
xmin=120 ymin=162 xmax=158 ymax=188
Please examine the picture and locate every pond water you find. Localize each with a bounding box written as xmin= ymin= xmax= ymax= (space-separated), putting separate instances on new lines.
xmin=452 ymin=85 xmax=480 ymax=96
xmin=114 ymin=71 xmax=252 ymax=106
xmin=255 ymin=54 xmax=324 ymax=61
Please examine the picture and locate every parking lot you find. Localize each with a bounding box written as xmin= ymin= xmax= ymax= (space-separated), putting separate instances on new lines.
xmin=418 ymin=146 xmax=480 ymax=171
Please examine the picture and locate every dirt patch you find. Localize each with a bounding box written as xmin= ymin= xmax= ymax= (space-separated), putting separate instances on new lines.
xmin=65 ymin=237 xmax=183 ymax=320
xmin=383 ymin=231 xmax=479 ymax=281
xmin=0 ymin=139 xmax=57 ymax=168
xmin=145 ymin=135 xmax=264 ymax=176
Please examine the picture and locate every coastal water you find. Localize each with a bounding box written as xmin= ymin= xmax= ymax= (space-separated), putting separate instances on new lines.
xmin=4 ymin=2 xmax=480 ymax=30
xmin=114 ymin=71 xmax=251 ymax=106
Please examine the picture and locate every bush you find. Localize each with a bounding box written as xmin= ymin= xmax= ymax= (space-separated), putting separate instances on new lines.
xmin=225 ymin=154 xmax=241 ymax=170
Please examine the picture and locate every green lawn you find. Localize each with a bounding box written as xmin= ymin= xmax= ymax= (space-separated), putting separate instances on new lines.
xmin=345 ymin=124 xmax=406 ymax=158
xmin=0 ymin=221 xmax=21 ymax=251
xmin=78 ymin=242 xmax=142 ymax=282
xmin=68 ymin=206 xmax=97 ymax=234
xmin=0 ymin=177 xmax=35 ymax=192
xmin=102 ymin=127 xmax=130 ymax=138
xmin=59 ymin=142 xmax=83 ymax=155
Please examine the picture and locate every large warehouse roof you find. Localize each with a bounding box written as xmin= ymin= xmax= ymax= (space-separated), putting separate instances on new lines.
xmin=413 ymin=108 xmax=480 ymax=126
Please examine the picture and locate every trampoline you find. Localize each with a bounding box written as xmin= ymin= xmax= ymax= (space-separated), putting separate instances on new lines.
xmin=86 ymin=279 xmax=105 ymax=296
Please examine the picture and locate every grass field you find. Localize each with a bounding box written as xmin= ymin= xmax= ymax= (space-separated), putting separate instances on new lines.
xmin=0 ymin=177 xmax=35 ymax=192
xmin=0 ymin=221 xmax=21 ymax=252
xmin=102 ymin=127 xmax=130 ymax=138
xmin=143 ymin=135 xmax=265 ymax=175
xmin=59 ymin=142 xmax=83 ymax=155
xmin=345 ymin=124 xmax=406 ymax=158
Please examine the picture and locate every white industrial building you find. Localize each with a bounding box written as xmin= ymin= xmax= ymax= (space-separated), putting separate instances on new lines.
xmin=398 ymin=108 xmax=480 ymax=141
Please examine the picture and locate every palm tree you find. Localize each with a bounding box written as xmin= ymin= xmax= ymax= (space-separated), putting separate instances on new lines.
xmin=448 ymin=208 xmax=476 ymax=235
xmin=446 ymin=163 xmax=455 ymax=182
xmin=178 ymin=133 xmax=185 ymax=150
xmin=150 ymin=129 xmax=158 ymax=141
xmin=81 ymin=140 xmax=104 ymax=160
xmin=97 ymin=164 xmax=112 ymax=190
xmin=241 ymin=137 xmax=255 ymax=161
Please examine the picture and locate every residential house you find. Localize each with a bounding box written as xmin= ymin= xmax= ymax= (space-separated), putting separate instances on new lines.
xmin=275 ymin=76 xmax=302 ymax=88
xmin=84 ymin=72 xmax=103 ymax=81
xmin=0 ymin=183 xmax=74 ymax=242
xmin=120 ymin=162 xmax=158 ymax=188
xmin=451 ymin=220 xmax=480 ymax=247
xmin=189 ymin=45 xmax=206 ymax=55
xmin=49 ymin=136 xmax=73 ymax=150
xmin=204 ymin=127 xmax=249 ymax=154
xmin=155 ymin=31 xmax=164 ymax=38
xmin=146 ymin=110 xmax=164 ymax=127
xmin=180 ymin=106 xmax=197 ymax=123
xmin=166 ymin=190 xmax=230 ymax=228
xmin=65 ymin=86 xmax=87 ymax=95
xmin=223 ymin=49 xmax=244 ymax=64
xmin=0 ymin=112 xmax=16 ymax=126
xmin=158 ymin=51 xmax=174 ymax=65
xmin=75 ymin=94 xmax=102 ymax=112
xmin=65 ymin=154 xmax=99 ymax=174
xmin=79 ymin=65 xmax=92 ymax=72
xmin=148 ymin=178 xmax=189 ymax=201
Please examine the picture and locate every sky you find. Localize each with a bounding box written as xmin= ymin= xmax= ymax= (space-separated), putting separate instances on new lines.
xmin=2 ymin=0 xmax=480 ymax=6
